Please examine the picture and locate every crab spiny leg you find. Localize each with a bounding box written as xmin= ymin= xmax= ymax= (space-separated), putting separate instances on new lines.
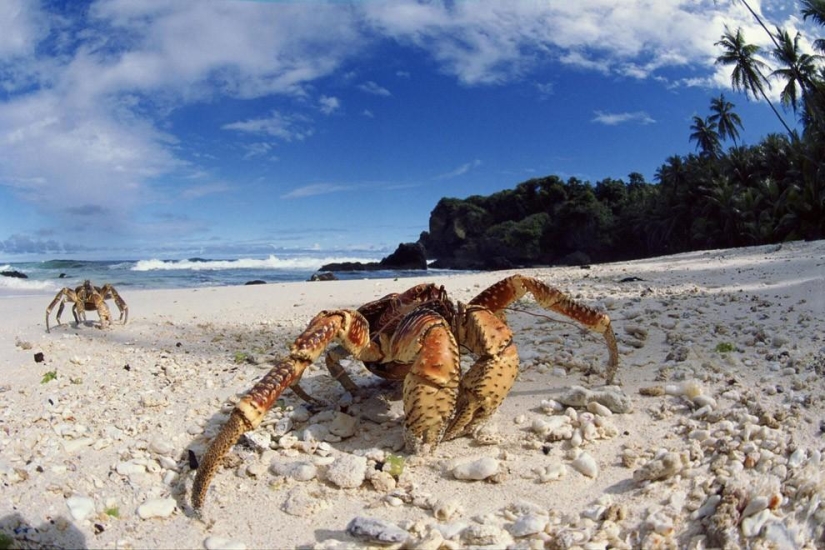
xmin=391 ymin=308 xmax=460 ymax=452
xmin=471 ymin=275 xmax=619 ymax=384
xmin=192 ymin=309 xmax=372 ymax=511
xmin=445 ymin=306 xmax=518 ymax=441
xmin=102 ymin=284 xmax=129 ymax=324
xmin=45 ymin=289 xmax=74 ymax=333
xmin=92 ymin=293 xmax=112 ymax=329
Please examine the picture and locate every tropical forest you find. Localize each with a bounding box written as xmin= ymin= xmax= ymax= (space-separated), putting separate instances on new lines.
xmin=418 ymin=0 xmax=825 ymax=270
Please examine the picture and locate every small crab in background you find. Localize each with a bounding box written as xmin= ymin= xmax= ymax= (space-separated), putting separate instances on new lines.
xmin=45 ymin=280 xmax=129 ymax=332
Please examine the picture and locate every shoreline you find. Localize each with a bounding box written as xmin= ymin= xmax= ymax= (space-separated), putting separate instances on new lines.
xmin=1 ymin=241 xmax=824 ymax=548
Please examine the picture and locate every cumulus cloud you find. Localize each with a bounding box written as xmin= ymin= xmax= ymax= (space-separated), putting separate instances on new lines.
xmin=319 ymin=95 xmax=341 ymax=114
xmin=592 ymin=110 xmax=656 ymax=126
xmin=0 ymin=0 xmax=815 ymax=252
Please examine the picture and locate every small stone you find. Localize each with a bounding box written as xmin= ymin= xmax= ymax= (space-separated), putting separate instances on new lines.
xmin=452 ymin=456 xmax=499 ymax=481
xmin=346 ymin=516 xmax=409 ymax=545
xmin=633 ymin=452 xmax=684 ymax=482
xmin=204 ymin=536 xmax=247 ymax=550
xmin=66 ymin=495 xmax=95 ymax=522
xmin=325 ymin=454 xmax=367 ymax=489
xmin=328 ymin=412 xmax=357 ymax=438
xmin=137 ymin=497 xmax=176 ymax=519
xmin=508 ymin=513 xmax=548 ymax=537
xmin=571 ymin=452 xmax=598 ymax=478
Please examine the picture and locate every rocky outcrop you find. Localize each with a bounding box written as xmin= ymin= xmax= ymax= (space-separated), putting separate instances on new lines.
xmin=319 ymin=243 xmax=427 ymax=272
xmin=309 ymin=272 xmax=337 ymax=281
xmin=1 ymin=270 xmax=28 ymax=279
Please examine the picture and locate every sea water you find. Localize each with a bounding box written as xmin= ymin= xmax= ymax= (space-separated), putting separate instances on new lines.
xmin=0 ymin=254 xmax=448 ymax=297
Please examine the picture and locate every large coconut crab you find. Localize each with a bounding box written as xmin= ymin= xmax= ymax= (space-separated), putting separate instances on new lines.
xmin=191 ymin=274 xmax=619 ymax=510
xmin=45 ymin=280 xmax=129 ymax=333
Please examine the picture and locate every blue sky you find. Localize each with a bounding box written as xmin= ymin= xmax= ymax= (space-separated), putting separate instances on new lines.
xmin=0 ymin=0 xmax=818 ymax=261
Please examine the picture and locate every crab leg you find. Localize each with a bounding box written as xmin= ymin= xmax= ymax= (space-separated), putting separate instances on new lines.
xmin=191 ymin=309 xmax=373 ymax=511
xmin=470 ymin=275 xmax=619 ymax=384
xmin=101 ymin=284 xmax=129 ymax=324
xmin=389 ymin=308 xmax=461 ymax=452
xmin=445 ymin=305 xmax=518 ymax=440
xmin=45 ymin=289 xmax=78 ymax=333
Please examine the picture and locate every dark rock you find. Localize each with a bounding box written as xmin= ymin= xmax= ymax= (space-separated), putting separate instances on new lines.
xmin=244 ymin=280 xmax=267 ymax=285
xmin=1 ymin=270 xmax=28 ymax=279
xmin=34 ymin=352 xmax=45 ymax=363
xmin=319 ymin=261 xmax=370 ymax=272
xmin=378 ymin=242 xmax=427 ymax=270
xmin=309 ymin=272 xmax=337 ymax=281
xmin=58 ymin=273 xmax=67 ymax=278
xmin=320 ymin=242 xmax=427 ymax=272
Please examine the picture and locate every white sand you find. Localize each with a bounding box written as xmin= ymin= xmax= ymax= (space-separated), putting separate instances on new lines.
xmin=1 ymin=241 xmax=824 ymax=549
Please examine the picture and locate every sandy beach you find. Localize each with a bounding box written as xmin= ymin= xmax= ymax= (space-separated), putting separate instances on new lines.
xmin=1 ymin=241 xmax=824 ymax=549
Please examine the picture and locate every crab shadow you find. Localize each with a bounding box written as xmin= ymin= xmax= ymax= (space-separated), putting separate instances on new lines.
xmin=0 ymin=512 xmax=87 ymax=549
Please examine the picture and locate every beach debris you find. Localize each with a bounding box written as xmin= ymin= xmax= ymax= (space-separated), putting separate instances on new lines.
xmin=191 ymin=274 xmax=619 ymax=510
xmin=45 ymin=279 xmax=128 ymax=332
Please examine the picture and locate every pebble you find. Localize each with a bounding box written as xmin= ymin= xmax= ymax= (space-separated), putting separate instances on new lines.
xmin=571 ymin=452 xmax=599 ymax=478
xmin=204 ymin=536 xmax=247 ymax=550
xmin=66 ymin=495 xmax=95 ymax=522
xmin=282 ymin=486 xmax=330 ymax=517
xmin=451 ymin=456 xmax=499 ymax=481
xmin=325 ymin=454 xmax=367 ymax=488
xmin=328 ymin=412 xmax=357 ymax=438
xmin=137 ymin=497 xmax=176 ymax=519
xmin=508 ymin=513 xmax=548 ymax=537
xmin=346 ymin=516 xmax=409 ymax=545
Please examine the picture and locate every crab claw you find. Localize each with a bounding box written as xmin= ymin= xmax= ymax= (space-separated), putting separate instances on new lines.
xmin=191 ymin=410 xmax=250 ymax=511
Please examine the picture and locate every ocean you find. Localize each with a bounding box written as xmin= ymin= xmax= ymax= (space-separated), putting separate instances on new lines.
xmin=0 ymin=254 xmax=450 ymax=298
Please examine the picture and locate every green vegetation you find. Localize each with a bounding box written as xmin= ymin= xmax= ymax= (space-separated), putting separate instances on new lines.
xmin=384 ymin=454 xmax=405 ymax=477
xmin=715 ymin=342 xmax=736 ymax=353
xmin=232 ymin=351 xmax=249 ymax=364
xmin=420 ymin=1 xmax=825 ymax=269
xmin=41 ymin=370 xmax=57 ymax=384
xmin=0 ymin=533 xmax=13 ymax=550
xmin=105 ymin=506 xmax=120 ymax=518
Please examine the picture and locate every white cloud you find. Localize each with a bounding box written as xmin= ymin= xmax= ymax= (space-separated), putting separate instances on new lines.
xmin=358 ymin=81 xmax=392 ymax=96
xmin=319 ymin=95 xmax=341 ymax=114
xmin=435 ymin=159 xmax=482 ymax=180
xmin=281 ymin=183 xmax=352 ymax=199
xmin=592 ymin=111 xmax=656 ymax=126
xmin=0 ymin=0 xmax=814 ymax=247
xmin=361 ymin=0 xmax=779 ymax=86
xmin=222 ymin=111 xmax=314 ymax=141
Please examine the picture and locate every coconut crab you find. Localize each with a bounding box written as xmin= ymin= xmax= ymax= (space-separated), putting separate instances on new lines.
xmin=45 ymin=280 xmax=129 ymax=333
xmin=191 ymin=274 xmax=618 ymax=510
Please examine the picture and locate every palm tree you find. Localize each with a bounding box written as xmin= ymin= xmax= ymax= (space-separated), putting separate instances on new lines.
xmin=771 ymin=28 xmax=822 ymax=114
xmin=690 ymin=116 xmax=722 ymax=157
xmin=708 ymin=94 xmax=744 ymax=146
xmin=715 ymin=26 xmax=794 ymax=135
xmin=799 ymin=0 xmax=825 ymax=53
xmin=736 ymin=0 xmax=782 ymax=49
